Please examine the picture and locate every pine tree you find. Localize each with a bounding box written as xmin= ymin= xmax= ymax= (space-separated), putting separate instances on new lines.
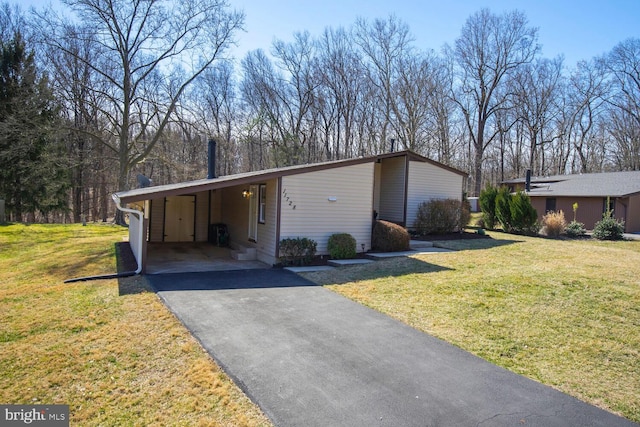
xmin=0 ymin=31 xmax=68 ymax=222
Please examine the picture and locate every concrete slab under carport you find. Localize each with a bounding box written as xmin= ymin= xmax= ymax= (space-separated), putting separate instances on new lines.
xmin=145 ymin=242 xmax=268 ymax=274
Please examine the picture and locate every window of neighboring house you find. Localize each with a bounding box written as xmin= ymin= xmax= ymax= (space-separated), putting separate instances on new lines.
xmin=545 ymin=198 xmax=556 ymax=213
xmin=258 ymin=184 xmax=266 ymax=224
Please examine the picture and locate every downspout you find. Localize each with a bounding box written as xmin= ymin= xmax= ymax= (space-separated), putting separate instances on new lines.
xmin=112 ymin=193 xmax=144 ymax=275
xmin=63 ymin=194 xmax=143 ymax=283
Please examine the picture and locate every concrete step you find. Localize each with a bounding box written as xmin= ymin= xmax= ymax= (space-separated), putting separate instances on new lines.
xmin=230 ymin=245 xmax=257 ymax=261
xmin=410 ymin=240 xmax=434 ymax=249
xmin=327 ymin=258 xmax=375 ymax=267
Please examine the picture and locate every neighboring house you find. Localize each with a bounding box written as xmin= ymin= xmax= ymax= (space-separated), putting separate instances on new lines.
xmin=113 ymin=149 xmax=467 ymax=272
xmin=503 ymin=170 xmax=640 ymax=233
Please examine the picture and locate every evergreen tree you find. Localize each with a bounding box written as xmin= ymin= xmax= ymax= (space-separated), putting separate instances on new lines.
xmin=0 ymin=31 xmax=68 ymax=222
xmin=479 ymin=184 xmax=498 ymax=229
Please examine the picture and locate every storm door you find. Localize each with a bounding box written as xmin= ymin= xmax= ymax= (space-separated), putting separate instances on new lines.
xmin=247 ymin=185 xmax=259 ymax=242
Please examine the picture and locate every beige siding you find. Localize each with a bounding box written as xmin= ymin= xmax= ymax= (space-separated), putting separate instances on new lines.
xmin=194 ymin=191 xmax=209 ymax=242
xmin=210 ymin=189 xmax=222 ymax=224
xmin=373 ymin=162 xmax=382 ymax=214
xmin=406 ymin=160 xmax=463 ymax=230
xmin=148 ymin=198 xmax=165 ymax=242
xmin=219 ymin=180 xmax=279 ymax=264
xmin=280 ymin=162 xmax=374 ymax=255
xmin=256 ymin=179 xmax=279 ymax=264
xmin=220 ymin=185 xmax=249 ymax=247
xmin=377 ymin=156 xmax=406 ymax=224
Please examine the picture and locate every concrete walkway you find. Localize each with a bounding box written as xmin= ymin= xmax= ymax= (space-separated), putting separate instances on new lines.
xmin=148 ymin=269 xmax=637 ymax=427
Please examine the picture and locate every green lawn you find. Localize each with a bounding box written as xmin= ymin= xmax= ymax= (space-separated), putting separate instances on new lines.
xmin=3 ymin=224 xmax=638 ymax=424
xmin=0 ymin=223 xmax=271 ymax=426
xmin=301 ymin=232 xmax=640 ymax=423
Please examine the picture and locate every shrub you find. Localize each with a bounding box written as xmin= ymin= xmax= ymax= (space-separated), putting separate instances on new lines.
xmin=372 ymin=220 xmax=410 ymax=252
xmin=495 ymin=186 xmax=513 ymax=231
xmin=565 ymin=220 xmax=587 ymax=238
xmin=279 ymin=237 xmax=317 ymax=266
xmin=414 ymin=199 xmax=468 ymax=235
xmin=495 ymin=188 xmax=539 ymax=235
xmin=327 ymin=233 xmax=357 ymax=259
xmin=593 ymin=211 xmax=625 ymax=241
xmin=479 ymin=185 xmax=499 ymax=229
xmin=542 ymin=210 xmax=566 ymax=238
xmin=510 ymin=191 xmax=539 ymax=235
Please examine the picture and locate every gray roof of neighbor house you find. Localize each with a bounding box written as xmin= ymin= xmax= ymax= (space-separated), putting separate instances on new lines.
xmin=113 ymin=150 xmax=468 ymax=205
xmin=503 ymin=170 xmax=640 ymax=198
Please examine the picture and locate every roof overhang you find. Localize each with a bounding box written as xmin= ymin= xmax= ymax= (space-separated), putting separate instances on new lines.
xmin=113 ymin=150 xmax=468 ymax=205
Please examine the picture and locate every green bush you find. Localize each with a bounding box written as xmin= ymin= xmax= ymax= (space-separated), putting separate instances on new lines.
xmin=495 ymin=187 xmax=539 ymax=235
xmin=479 ymin=185 xmax=498 ymax=230
xmin=495 ymin=186 xmax=513 ymax=231
xmin=279 ymin=237 xmax=317 ymax=266
xmin=327 ymin=233 xmax=357 ymax=259
xmin=565 ymin=220 xmax=587 ymax=238
xmin=414 ymin=198 xmax=470 ymax=235
xmin=593 ymin=211 xmax=625 ymax=241
xmin=542 ymin=210 xmax=566 ymax=238
xmin=510 ymin=191 xmax=539 ymax=235
xmin=372 ymin=220 xmax=410 ymax=252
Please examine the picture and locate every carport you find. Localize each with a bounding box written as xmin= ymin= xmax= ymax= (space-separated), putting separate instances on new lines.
xmin=145 ymin=243 xmax=268 ymax=274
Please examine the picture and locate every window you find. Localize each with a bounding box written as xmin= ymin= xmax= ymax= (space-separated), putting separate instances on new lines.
xmin=545 ymin=198 xmax=556 ymax=213
xmin=258 ymin=184 xmax=266 ymax=224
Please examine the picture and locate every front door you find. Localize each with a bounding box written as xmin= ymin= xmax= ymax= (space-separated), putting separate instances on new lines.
xmin=164 ymin=196 xmax=195 ymax=242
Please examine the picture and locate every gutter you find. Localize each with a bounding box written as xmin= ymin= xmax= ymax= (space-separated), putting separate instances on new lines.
xmin=111 ymin=193 xmax=144 ymax=275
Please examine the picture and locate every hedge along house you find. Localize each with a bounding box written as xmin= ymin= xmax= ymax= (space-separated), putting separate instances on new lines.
xmin=503 ymin=170 xmax=640 ymax=233
xmin=112 ymin=146 xmax=467 ymax=273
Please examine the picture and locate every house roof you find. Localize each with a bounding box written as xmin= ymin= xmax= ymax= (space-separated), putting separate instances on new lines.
xmin=503 ymin=170 xmax=640 ymax=198
xmin=113 ymin=150 xmax=468 ymax=205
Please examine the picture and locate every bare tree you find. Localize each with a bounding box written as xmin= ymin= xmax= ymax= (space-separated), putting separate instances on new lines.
xmin=451 ymin=8 xmax=539 ymax=195
xmin=602 ymin=38 xmax=640 ymax=170
xmin=271 ymin=32 xmax=319 ymax=164
xmin=240 ymin=49 xmax=286 ymax=168
xmin=40 ymin=0 xmax=243 ymax=223
xmin=514 ymin=57 xmax=564 ymax=175
xmin=391 ymin=51 xmax=436 ymax=152
xmin=566 ymin=59 xmax=608 ymax=173
xmin=354 ymin=15 xmax=414 ymax=152
xmin=316 ymin=26 xmax=364 ymax=159
xmin=190 ymin=60 xmax=241 ymax=175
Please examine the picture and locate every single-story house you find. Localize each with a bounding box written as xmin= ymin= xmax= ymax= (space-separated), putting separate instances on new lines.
xmin=113 ymin=149 xmax=467 ymax=272
xmin=503 ymin=170 xmax=640 ymax=233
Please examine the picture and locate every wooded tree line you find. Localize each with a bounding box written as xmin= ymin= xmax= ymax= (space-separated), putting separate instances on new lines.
xmin=0 ymin=1 xmax=638 ymax=223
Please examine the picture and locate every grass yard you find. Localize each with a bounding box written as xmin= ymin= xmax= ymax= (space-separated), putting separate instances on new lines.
xmin=0 ymin=223 xmax=271 ymax=426
xmin=301 ymin=232 xmax=640 ymax=423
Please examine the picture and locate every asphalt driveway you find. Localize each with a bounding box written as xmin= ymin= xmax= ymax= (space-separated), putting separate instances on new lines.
xmin=147 ymin=269 xmax=636 ymax=427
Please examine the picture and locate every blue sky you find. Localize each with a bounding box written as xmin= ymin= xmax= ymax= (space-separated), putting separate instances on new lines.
xmin=18 ymin=0 xmax=640 ymax=69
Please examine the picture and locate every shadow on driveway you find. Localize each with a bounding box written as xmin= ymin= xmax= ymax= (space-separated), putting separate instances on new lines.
xmin=147 ymin=268 xmax=317 ymax=291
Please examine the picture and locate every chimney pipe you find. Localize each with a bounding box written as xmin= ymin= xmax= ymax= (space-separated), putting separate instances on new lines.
xmin=525 ymin=169 xmax=531 ymax=192
xmin=390 ymin=138 xmax=395 ymax=153
xmin=208 ymin=139 xmax=216 ymax=179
